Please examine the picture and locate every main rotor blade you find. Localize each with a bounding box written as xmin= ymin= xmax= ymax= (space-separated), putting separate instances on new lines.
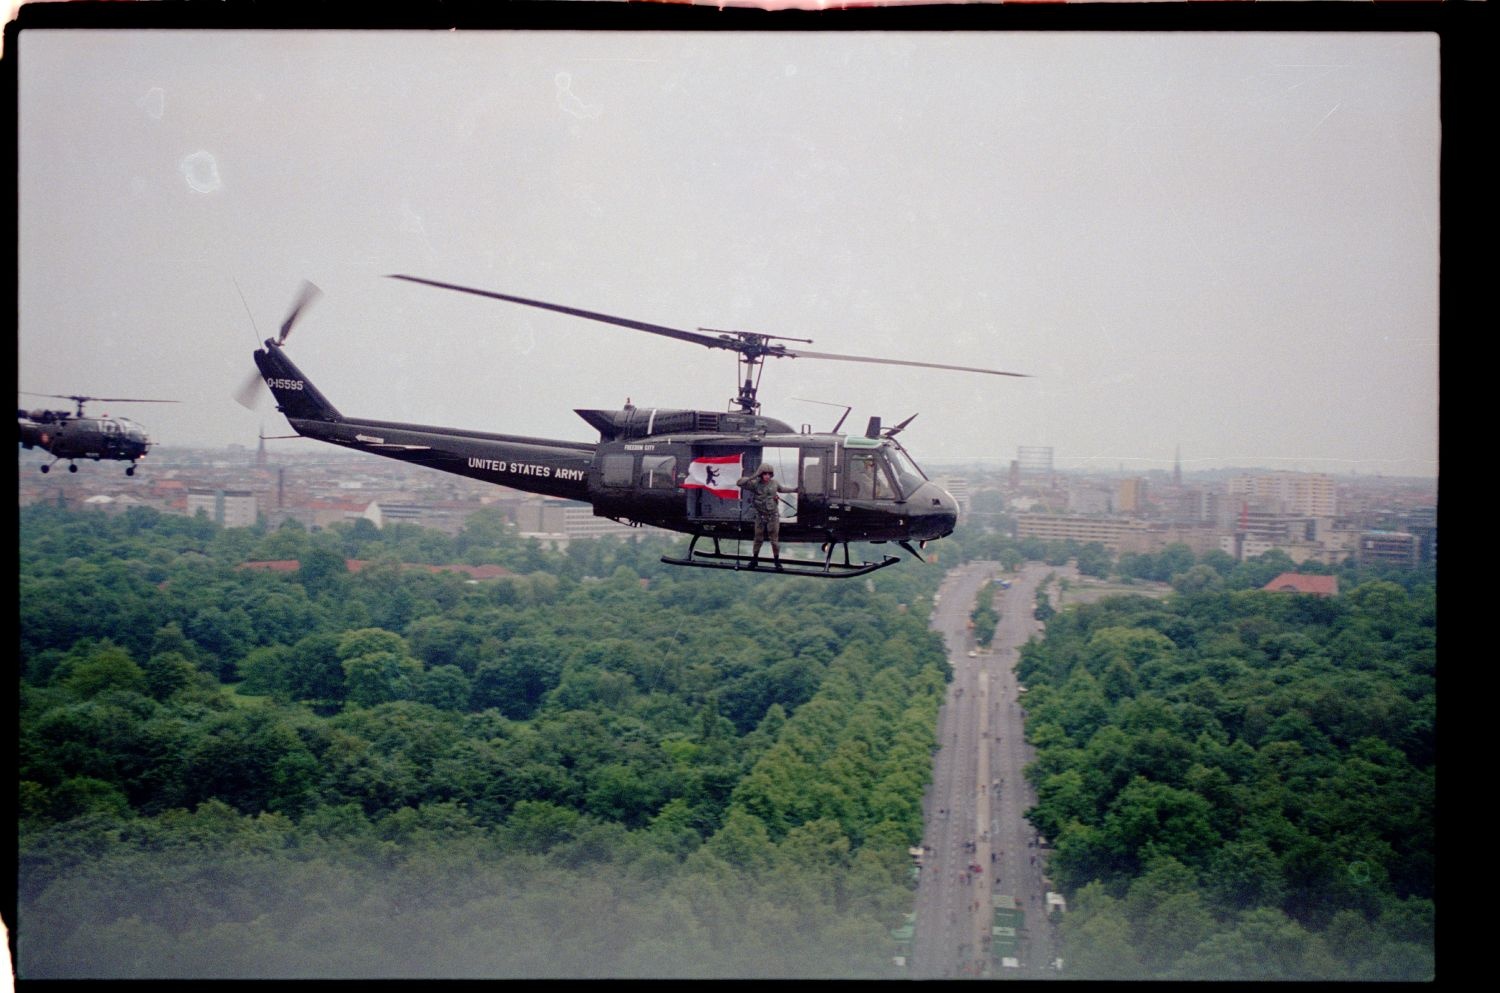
xmin=387 ymin=274 xmax=738 ymax=353
xmin=387 ymin=274 xmax=1030 ymax=376
xmin=786 ymin=348 xmax=1029 ymax=378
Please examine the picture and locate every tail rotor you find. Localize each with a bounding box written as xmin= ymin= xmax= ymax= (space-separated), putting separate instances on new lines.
xmin=235 ymin=281 xmax=321 ymax=410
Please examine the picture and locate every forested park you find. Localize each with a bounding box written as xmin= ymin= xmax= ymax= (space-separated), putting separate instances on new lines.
xmin=15 ymin=502 xmax=1434 ymax=978
xmin=1017 ymin=571 xmax=1435 ymax=979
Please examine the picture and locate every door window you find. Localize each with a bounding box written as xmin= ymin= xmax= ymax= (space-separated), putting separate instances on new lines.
xmin=602 ymin=453 xmax=634 ymax=487
xmin=802 ymin=453 xmax=826 ymax=495
xmin=640 ymin=455 xmax=677 ymax=489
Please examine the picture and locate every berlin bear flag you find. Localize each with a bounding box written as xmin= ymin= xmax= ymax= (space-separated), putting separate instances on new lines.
xmin=684 ymin=454 xmax=743 ymax=499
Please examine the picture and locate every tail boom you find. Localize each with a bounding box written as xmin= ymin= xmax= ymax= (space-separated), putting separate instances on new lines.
xmin=293 ymin=416 xmax=594 ymax=499
xmin=252 ymin=340 xmax=594 ymax=500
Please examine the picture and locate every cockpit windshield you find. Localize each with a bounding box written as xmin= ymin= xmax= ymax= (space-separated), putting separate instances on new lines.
xmin=883 ymin=441 xmax=928 ymax=495
xmin=843 ymin=442 xmax=925 ymax=501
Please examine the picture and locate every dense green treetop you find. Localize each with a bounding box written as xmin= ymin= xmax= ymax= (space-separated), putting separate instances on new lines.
xmin=16 ymin=504 xmax=1434 ymax=980
xmin=1015 ymin=573 xmax=1434 ymax=980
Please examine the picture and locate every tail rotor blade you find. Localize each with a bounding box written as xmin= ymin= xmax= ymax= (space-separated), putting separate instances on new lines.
xmin=277 ymin=281 xmax=322 ymax=345
xmin=234 ymin=369 xmax=266 ymax=411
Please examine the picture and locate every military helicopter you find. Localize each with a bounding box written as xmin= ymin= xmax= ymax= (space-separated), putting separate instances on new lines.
xmin=244 ymin=276 xmax=1026 ymax=577
xmin=18 ymin=393 xmax=176 ymax=475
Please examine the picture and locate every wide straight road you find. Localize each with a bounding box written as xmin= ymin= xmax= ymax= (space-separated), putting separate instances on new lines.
xmin=910 ymin=561 xmax=997 ymax=978
xmin=910 ymin=561 xmax=1064 ymax=979
xmin=985 ymin=561 xmax=1066 ymax=977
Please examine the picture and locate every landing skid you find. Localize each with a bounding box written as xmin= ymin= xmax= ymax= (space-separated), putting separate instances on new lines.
xmin=662 ymin=535 xmax=901 ymax=578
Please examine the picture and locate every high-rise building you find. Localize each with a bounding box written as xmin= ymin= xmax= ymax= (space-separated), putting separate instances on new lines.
xmin=1358 ymin=530 xmax=1420 ymax=567
xmin=1228 ymin=471 xmax=1337 ymax=518
xmin=1016 ymin=446 xmax=1054 ymax=487
xmin=1066 ymin=483 xmax=1112 ymax=515
xmin=1015 ymin=513 xmax=1149 ymax=553
xmin=186 ymin=488 xmax=257 ymax=528
xmin=1116 ymin=477 xmax=1148 ymax=514
xmin=937 ymin=476 xmax=972 ymax=517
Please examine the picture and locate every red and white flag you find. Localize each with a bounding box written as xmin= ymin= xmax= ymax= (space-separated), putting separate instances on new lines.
xmin=683 ymin=455 xmax=743 ymax=499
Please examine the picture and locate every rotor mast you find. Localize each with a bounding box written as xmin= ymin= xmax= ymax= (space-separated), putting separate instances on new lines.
xmin=737 ymin=355 xmax=760 ymax=414
xmin=695 ymin=328 xmax=813 ymax=415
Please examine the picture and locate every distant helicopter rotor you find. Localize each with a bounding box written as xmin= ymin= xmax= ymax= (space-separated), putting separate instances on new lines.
xmin=21 ymin=392 xmax=177 ymax=418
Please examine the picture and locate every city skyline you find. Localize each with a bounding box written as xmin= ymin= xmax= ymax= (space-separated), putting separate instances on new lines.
xmin=18 ymin=24 xmax=1440 ymax=479
xmin=21 ymin=439 xmax=1443 ymax=492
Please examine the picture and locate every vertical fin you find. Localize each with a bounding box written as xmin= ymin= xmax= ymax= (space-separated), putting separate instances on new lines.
xmin=251 ymin=340 xmax=341 ymax=421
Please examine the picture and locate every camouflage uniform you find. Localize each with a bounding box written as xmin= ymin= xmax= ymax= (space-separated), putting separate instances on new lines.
xmin=737 ymin=462 xmax=796 ymax=566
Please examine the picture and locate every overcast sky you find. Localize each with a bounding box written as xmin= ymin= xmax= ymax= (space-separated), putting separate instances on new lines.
xmin=17 ymin=25 xmax=1439 ymax=477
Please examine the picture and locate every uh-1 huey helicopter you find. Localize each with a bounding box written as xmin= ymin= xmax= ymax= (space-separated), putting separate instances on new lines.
xmin=244 ymin=276 xmax=1027 ymax=577
xmin=18 ymin=393 xmax=176 ymax=475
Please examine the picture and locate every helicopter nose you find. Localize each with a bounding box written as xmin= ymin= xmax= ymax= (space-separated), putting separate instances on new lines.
xmin=911 ymin=482 xmax=959 ymax=540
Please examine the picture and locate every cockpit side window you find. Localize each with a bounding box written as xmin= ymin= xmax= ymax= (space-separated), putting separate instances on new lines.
xmin=845 ymin=451 xmax=896 ymax=500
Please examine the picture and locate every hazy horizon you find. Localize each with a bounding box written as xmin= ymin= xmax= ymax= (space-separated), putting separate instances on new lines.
xmin=24 ymin=441 xmax=1436 ymax=486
